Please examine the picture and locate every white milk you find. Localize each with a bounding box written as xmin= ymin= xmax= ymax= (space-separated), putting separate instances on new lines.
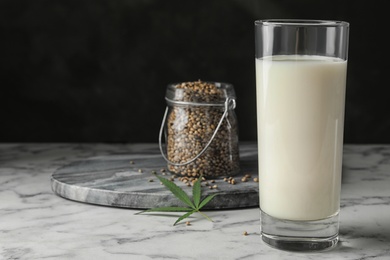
xmin=256 ymin=55 xmax=347 ymax=221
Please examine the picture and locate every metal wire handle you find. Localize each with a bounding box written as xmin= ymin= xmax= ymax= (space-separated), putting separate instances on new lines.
xmin=159 ymin=97 xmax=236 ymax=166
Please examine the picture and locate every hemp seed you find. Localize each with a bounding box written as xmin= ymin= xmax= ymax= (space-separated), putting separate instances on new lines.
xmin=165 ymin=80 xmax=240 ymax=178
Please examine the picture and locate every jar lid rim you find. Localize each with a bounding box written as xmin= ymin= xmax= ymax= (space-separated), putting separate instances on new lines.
xmin=165 ymin=97 xmax=233 ymax=107
xmin=166 ymin=81 xmax=236 ymax=102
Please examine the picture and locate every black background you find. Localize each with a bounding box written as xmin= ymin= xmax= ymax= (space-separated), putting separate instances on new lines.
xmin=1 ymin=0 xmax=389 ymax=143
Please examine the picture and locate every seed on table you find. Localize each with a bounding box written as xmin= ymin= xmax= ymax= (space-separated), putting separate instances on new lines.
xmin=148 ymin=179 xmax=154 ymax=182
xmin=241 ymin=177 xmax=248 ymax=182
xmin=186 ymin=221 xmax=191 ymax=226
xmin=212 ymin=185 xmax=218 ymax=189
xmin=253 ymin=178 xmax=259 ymax=183
xmin=138 ymin=169 xmax=143 ymax=173
xmin=243 ymin=231 xmax=248 ymax=236
xmin=130 ymin=161 xmax=134 ymax=164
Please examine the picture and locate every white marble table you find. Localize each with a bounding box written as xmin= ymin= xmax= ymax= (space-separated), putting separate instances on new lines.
xmin=1 ymin=143 xmax=390 ymax=260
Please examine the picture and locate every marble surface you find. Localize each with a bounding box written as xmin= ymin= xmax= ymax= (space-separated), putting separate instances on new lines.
xmin=1 ymin=143 xmax=390 ymax=260
xmin=51 ymin=144 xmax=259 ymax=210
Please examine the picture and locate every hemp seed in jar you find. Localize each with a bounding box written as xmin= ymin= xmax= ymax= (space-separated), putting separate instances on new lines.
xmin=159 ymin=80 xmax=240 ymax=178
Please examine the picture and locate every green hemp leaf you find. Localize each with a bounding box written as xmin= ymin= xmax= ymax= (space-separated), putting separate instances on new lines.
xmin=137 ymin=173 xmax=217 ymax=226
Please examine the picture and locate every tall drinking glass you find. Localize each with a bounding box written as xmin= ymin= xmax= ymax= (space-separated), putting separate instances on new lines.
xmin=255 ymin=19 xmax=349 ymax=251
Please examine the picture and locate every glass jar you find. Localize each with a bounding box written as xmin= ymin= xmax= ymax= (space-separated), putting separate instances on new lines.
xmin=159 ymin=81 xmax=240 ymax=178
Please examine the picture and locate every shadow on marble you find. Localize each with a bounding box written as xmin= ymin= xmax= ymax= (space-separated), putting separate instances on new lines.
xmin=334 ymin=221 xmax=390 ymax=255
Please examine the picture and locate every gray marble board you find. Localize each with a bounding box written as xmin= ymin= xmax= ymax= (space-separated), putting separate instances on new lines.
xmin=51 ymin=143 xmax=259 ymax=210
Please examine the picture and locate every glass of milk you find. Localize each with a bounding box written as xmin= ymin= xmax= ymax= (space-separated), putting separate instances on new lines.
xmin=255 ymin=19 xmax=349 ymax=251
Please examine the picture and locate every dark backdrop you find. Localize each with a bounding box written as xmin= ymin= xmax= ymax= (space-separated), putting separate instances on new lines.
xmin=1 ymin=0 xmax=389 ymax=143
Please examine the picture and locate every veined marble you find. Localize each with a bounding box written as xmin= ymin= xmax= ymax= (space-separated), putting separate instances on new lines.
xmin=51 ymin=144 xmax=259 ymax=210
xmin=1 ymin=143 xmax=390 ymax=259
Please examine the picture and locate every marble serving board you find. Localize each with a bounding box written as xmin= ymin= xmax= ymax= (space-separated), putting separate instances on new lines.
xmin=51 ymin=143 xmax=259 ymax=210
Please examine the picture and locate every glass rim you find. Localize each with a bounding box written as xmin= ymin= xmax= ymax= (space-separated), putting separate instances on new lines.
xmin=255 ymin=19 xmax=349 ymax=27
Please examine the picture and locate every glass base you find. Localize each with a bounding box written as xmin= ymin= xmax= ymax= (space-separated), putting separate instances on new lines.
xmin=260 ymin=211 xmax=339 ymax=252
